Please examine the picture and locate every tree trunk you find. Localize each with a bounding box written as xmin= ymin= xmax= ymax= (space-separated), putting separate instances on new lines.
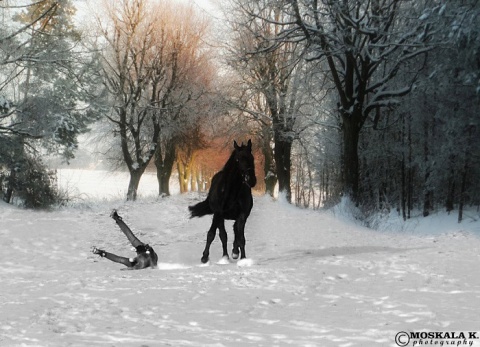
xmin=196 ymin=169 xmax=203 ymax=192
xmin=127 ymin=168 xmax=145 ymax=201
xmin=341 ymin=115 xmax=360 ymax=203
xmin=176 ymin=151 xmax=196 ymax=194
xmin=177 ymin=161 xmax=188 ymax=193
xmin=423 ymin=119 xmax=432 ymax=217
xmin=157 ymin=168 xmax=172 ymax=196
xmin=190 ymin=165 xmax=198 ymax=192
xmin=262 ymin=138 xmax=277 ymax=197
xmin=295 ymin=154 xmax=302 ymax=206
xmin=182 ymin=161 xmax=191 ymax=193
xmin=118 ymin=111 xmax=160 ymax=201
xmin=323 ymin=165 xmax=329 ymax=205
xmin=446 ymin=160 xmax=455 ymax=213
xmin=155 ymin=139 xmax=176 ymax=196
xmin=458 ymin=125 xmax=474 ymax=223
xmin=407 ymin=115 xmax=413 ymax=219
xmin=401 ymin=114 xmax=407 ymax=221
xmin=4 ymin=167 xmax=16 ymax=204
xmin=401 ymin=153 xmax=407 ymax=221
xmin=458 ymin=159 xmax=468 ymax=223
xmin=458 ymin=167 xmax=468 ymax=223
xmin=273 ymin=133 xmax=292 ymax=202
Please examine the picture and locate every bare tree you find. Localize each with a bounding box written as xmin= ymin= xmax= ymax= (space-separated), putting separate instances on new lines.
xmin=225 ymin=0 xmax=306 ymax=202
xmin=96 ymin=0 xmax=160 ymax=200
xmin=150 ymin=3 xmax=215 ymax=196
xmin=96 ymin=0 xmax=215 ymax=199
xmin=270 ymin=0 xmax=441 ymax=203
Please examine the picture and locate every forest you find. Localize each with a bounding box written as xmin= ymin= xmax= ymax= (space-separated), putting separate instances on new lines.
xmin=0 ymin=0 xmax=479 ymax=223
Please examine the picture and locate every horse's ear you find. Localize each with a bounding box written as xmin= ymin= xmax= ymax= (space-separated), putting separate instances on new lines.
xmin=234 ymin=140 xmax=239 ymax=150
xmin=247 ymin=139 xmax=252 ymax=151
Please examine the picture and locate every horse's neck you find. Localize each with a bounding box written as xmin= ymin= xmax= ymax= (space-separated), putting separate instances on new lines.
xmin=216 ymin=158 xmax=242 ymax=198
xmin=208 ymin=157 xmax=245 ymax=212
xmin=223 ymin=156 xmax=241 ymax=183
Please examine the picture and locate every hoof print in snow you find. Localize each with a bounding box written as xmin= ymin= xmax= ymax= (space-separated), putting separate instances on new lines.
xmin=217 ymin=256 xmax=231 ymax=265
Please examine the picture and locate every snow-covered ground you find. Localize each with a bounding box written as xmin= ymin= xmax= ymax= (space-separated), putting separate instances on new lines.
xmin=1 ymin=169 xmax=480 ymax=346
xmin=56 ymin=169 xmax=175 ymax=200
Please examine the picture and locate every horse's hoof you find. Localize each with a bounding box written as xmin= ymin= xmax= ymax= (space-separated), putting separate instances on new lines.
xmin=232 ymin=252 xmax=239 ymax=260
xmin=201 ymin=256 xmax=209 ymax=264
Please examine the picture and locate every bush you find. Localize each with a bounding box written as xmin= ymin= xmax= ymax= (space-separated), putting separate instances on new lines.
xmin=2 ymin=156 xmax=60 ymax=209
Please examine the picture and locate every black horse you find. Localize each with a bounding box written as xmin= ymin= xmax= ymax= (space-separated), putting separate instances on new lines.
xmin=189 ymin=140 xmax=256 ymax=263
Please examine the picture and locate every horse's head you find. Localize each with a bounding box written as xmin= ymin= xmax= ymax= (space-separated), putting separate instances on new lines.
xmin=233 ymin=139 xmax=257 ymax=188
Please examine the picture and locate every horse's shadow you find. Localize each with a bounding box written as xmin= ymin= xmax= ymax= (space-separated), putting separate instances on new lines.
xmin=259 ymin=245 xmax=424 ymax=263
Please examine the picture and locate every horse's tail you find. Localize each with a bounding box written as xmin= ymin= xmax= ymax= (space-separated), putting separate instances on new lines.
xmin=189 ymin=198 xmax=212 ymax=218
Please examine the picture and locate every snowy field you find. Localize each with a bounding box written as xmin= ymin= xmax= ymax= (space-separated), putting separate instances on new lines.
xmin=56 ymin=169 xmax=175 ymax=200
xmin=1 ymin=169 xmax=480 ymax=346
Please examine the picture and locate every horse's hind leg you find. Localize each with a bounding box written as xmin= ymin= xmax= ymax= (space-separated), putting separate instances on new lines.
xmin=202 ymin=214 xmax=219 ymax=263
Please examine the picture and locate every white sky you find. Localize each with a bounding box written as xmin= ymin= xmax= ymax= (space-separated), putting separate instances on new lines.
xmin=73 ymin=0 xmax=225 ymax=36
xmin=73 ymin=0 xmax=221 ymax=19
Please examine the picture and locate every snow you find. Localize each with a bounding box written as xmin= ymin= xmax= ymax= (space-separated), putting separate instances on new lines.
xmin=419 ymin=12 xmax=430 ymax=21
xmin=131 ymin=162 xmax=140 ymax=170
xmin=0 ymin=95 xmax=10 ymax=109
xmin=439 ymin=4 xmax=447 ymax=16
xmin=1 ymin=170 xmax=480 ymax=346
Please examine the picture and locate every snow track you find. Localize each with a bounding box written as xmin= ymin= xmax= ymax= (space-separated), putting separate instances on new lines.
xmin=1 ymin=195 xmax=479 ymax=346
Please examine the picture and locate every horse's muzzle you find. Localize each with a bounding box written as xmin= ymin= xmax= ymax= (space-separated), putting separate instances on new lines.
xmin=244 ymin=174 xmax=257 ymax=188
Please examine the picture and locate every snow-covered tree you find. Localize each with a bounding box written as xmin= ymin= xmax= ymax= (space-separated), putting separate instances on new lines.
xmin=0 ymin=0 xmax=101 ymax=206
xmin=268 ymin=0 xmax=443 ymax=203
xmin=339 ymin=0 xmax=480 ymax=219
xmin=225 ymin=0 xmax=309 ymax=202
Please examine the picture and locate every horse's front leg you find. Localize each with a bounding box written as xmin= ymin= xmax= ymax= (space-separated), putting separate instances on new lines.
xmin=232 ymin=221 xmax=239 ymax=259
xmin=232 ymin=214 xmax=247 ymax=260
xmin=217 ymin=217 xmax=229 ymax=260
xmin=202 ymin=214 xmax=219 ymax=263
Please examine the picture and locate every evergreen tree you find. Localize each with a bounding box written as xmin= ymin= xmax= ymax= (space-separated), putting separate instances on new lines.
xmin=0 ymin=0 xmax=101 ymax=207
